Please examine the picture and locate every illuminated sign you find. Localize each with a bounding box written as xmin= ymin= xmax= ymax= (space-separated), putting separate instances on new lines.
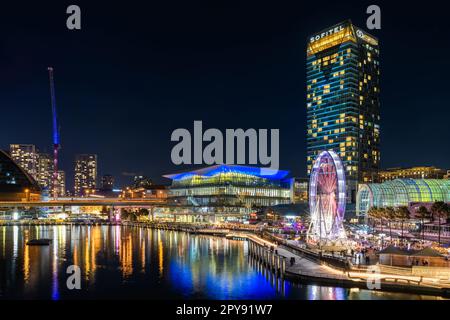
xmin=310 ymin=25 xmax=345 ymax=43
xmin=355 ymin=28 xmax=378 ymax=46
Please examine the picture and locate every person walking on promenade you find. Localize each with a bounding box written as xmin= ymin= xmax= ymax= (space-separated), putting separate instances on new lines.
xmin=290 ymin=257 xmax=295 ymax=266
xmin=344 ymin=258 xmax=352 ymax=275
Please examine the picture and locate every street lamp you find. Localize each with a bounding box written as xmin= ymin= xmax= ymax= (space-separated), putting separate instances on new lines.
xmin=24 ymin=188 xmax=30 ymax=202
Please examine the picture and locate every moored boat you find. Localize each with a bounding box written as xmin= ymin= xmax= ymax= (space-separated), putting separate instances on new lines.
xmin=26 ymin=239 xmax=51 ymax=246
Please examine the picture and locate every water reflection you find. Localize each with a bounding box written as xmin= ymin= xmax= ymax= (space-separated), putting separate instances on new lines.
xmin=0 ymin=226 xmax=445 ymax=300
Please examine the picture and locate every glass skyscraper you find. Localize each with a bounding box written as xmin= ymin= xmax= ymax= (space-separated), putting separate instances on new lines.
xmin=306 ymin=20 xmax=380 ymax=202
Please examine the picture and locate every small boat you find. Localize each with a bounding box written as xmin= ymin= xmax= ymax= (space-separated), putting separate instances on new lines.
xmin=26 ymin=239 xmax=52 ymax=246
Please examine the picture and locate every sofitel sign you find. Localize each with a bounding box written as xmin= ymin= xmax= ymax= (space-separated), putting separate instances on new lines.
xmin=310 ymin=25 xmax=345 ymax=43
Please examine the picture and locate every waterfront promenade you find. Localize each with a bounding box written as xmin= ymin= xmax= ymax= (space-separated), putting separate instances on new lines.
xmin=243 ymin=233 xmax=450 ymax=297
xmin=257 ymin=238 xmax=450 ymax=297
xmin=2 ymin=220 xmax=449 ymax=297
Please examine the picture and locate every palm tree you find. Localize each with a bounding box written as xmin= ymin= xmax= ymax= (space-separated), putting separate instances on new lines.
xmin=367 ymin=206 xmax=380 ymax=230
xmin=384 ymin=207 xmax=396 ymax=240
xmin=431 ymin=201 xmax=450 ymax=245
xmin=121 ymin=209 xmax=138 ymax=221
xmin=378 ymin=207 xmax=386 ymax=234
xmin=396 ymin=206 xmax=410 ymax=239
xmin=138 ymin=208 xmax=149 ymax=220
xmin=416 ymin=206 xmax=431 ymax=242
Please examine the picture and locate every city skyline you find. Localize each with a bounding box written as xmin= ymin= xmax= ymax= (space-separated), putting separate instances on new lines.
xmin=1 ymin=1 xmax=450 ymax=305
xmin=1 ymin=2 xmax=450 ymax=190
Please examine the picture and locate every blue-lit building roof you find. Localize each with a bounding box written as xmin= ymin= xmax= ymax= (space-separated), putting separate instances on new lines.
xmin=163 ymin=165 xmax=290 ymax=181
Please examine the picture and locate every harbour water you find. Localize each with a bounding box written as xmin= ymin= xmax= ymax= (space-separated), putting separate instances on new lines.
xmin=0 ymin=225 xmax=444 ymax=300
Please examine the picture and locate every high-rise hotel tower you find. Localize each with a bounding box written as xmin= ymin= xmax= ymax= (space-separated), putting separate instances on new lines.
xmin=306 ymin=20 xmax=380 ymax=202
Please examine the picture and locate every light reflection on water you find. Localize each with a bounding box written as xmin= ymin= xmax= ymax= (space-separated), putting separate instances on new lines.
xmin=0 ymin=225 xmax=444 ymax=300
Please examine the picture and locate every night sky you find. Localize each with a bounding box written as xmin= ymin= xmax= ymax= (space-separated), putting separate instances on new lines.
xmin=1 ymin=1 xmax=449 ymax=189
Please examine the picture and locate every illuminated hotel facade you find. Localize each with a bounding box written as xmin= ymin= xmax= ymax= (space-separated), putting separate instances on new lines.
xmin=378 ymin=166 xmax=447 ymax=182
xmin=164 ymin=165 xmax=293 ymax=217
xmin=306 ymin=20 xmax=380 ymax=202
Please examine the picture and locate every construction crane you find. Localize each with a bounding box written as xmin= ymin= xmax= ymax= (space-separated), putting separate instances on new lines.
xmin=48 ymin=67 xmax=60 ymax=200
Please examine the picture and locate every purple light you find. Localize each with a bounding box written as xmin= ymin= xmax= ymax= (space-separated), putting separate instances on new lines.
xmin=308 ymin=150 xmax=347 ymax=244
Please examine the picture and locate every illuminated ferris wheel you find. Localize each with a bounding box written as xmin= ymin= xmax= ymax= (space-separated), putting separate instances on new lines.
xmin=307 ymin=150 xmax=347 ymax=248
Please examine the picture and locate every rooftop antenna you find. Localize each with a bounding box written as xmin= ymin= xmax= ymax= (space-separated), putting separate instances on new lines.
xmin=48 ymin=67 xmax=60 ymax=199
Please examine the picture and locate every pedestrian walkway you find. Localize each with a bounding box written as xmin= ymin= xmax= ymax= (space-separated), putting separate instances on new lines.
xmin=276 ymin=245 xmax=349 ymax=280
xmin=250 ymin=235 xmax=450 ymax=291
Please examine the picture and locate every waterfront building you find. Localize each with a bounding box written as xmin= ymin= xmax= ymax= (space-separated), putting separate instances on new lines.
xmin=292 ymin=177 xmax=309 ymax=203
xmin=445 ymin=170 xmax=450 ymax=179
xmin=306 ymin=20 xmax=380 ymax=203
xmin=378 ymin=166 xmax=447 ymax=182
xmin=56 ymin=170 xmax=66 ymax=197
xmin=143 ymin=185 xmax=168 ymax=200
xmin=35 ymin=153 xmax=65 ymax=197
xmin=133 ymin=175 xmax=152 ymax=189
xmin=74 ymin=154 xmax=97 ymax=196
xmin=36 ymin=152 xmax=53 ymax=190
xmin=9 ymin=144 xmax=39 ymax=180
xmin=356 ymin=179 xmax=450 ymax=216
xmin=0 ymin=149 xmax=41 ymax=201
xmin=123 ymin=185 xmax=168 ymax=200
xmin=164 ymin=165 xmax=293 ymax=217
xmin=101 ymin=174 xmax=114 ymax=191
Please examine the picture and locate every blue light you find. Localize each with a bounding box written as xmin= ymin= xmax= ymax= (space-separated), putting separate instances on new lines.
xmin=164 ymin=165 xmax=290 ymax=181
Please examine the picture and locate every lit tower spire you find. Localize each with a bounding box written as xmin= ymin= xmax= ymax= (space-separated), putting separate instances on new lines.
xmin=48 ymin=67 xmax=60 ymax=199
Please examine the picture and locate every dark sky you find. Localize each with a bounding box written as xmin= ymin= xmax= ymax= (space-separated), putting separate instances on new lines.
xmin=1 ymin=1 xmax=449 ymax=189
